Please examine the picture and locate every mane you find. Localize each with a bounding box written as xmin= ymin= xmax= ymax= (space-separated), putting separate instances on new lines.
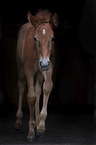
xmin=35 ymin=9 xmax=52 ymax=23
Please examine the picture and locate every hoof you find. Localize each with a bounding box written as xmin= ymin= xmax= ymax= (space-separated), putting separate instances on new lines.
xmin=27 ymin=136 xmax=35 ymax=142
xmin=36 ymin=130 xmax=45 ymax=138
xmin=15 ymin=122 xmax=22 ymax=130
xmin=27 ymin=130 xmax=35 ymax=142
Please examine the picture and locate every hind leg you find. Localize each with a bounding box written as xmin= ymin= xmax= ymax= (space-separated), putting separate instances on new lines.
xmin=15 ymin=61 xmax=25 ymax=129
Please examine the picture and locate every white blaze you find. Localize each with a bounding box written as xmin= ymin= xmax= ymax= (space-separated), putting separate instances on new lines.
xmin=43 ymin=29 xmax=46 ymax=35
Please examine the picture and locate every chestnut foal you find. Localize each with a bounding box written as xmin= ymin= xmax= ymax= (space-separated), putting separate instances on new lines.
xmin=15 ymin=10 xmax=58 ymax=141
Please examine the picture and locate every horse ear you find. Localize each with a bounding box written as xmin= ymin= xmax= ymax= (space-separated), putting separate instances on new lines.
xmin=50 ymin=13 xmax=59 ymax=28
xmin=27 ymin=11 xmax=38 ymax=28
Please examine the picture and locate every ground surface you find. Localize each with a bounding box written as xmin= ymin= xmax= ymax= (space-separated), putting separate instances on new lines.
xmin=0 ymin=105 xmax=96 ymax=145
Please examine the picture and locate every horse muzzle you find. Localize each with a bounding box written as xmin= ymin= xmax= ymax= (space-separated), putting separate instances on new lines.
xmin=39 ymin=56 xmax=50 ymax=71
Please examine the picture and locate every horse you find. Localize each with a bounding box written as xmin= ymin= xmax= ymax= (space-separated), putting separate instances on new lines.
xmin=15 ymin=10 xmax=58 ymax=141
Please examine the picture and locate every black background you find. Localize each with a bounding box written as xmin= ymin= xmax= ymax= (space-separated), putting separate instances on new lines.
xmin=0 ymin=0 xmax=93 ymax=109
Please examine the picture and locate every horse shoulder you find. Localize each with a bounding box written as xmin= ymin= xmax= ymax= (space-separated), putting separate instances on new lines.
xmin=17 ymin=23 xmax=37 ymax=65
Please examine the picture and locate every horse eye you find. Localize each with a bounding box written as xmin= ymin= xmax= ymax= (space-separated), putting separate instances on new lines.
xmin=34 ymin=36 xmax=38 ymax=42
xmin=51 ymin=36 xmax=54 ymax=41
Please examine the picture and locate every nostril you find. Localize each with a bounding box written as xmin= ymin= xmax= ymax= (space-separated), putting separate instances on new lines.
xmin=47 ymin=61 xmax=50 ymax=66
xmin=39 ymin=61 xmax=43 ymax=67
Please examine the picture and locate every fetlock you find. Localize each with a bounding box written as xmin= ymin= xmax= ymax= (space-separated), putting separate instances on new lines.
xmin=16 ymin=110 xmax=23 ymax=118
xmin=15 ymin=116 xmax=22 ymax=129
xmin=37 ymin=113 xmax=47 ymax=132
xmin=40 ymin=112 xmax=47 ymax=120
xmin=15 ymin=110 xmax=23 ymax=129
xmin=27 ymin=121 xmax=35 ymax=139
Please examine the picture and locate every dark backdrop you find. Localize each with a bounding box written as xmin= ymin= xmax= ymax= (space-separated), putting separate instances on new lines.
xmin=0 ymin=0 xmax=93 ymax=110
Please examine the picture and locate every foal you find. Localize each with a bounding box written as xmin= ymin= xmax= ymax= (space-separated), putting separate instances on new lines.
xmin=15 ymin=10 xmax=58 ymax=140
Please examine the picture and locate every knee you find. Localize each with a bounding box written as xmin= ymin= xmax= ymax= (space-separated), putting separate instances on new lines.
xmin=27 ymin=96 xmax=36 ymax=106
xmin=43 ymin=80 xmax=53 ymax=95
xmin=27 ymin=90 xmax=36 ymax=106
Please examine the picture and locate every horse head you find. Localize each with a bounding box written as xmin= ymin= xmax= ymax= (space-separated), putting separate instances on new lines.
xmin=28 ymin=11 xmax=58 ymax=71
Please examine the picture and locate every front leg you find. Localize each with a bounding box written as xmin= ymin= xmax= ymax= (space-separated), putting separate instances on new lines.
xmin=37 ymin=65 xmax=53 ymax=133
xmin=24 ymin=67 xmax=36 ymax=141
xmin=35 ymin=72 xmax=44 ymax=128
